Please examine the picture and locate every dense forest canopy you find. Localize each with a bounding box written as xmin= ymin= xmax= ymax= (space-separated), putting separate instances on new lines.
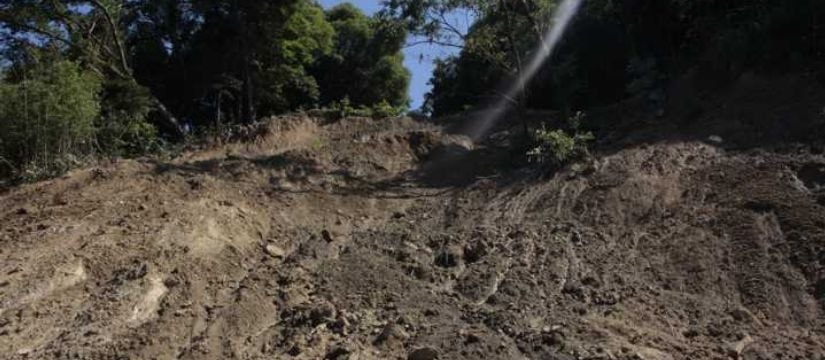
xmin=2 ymin=0 xmax=825 ymax=181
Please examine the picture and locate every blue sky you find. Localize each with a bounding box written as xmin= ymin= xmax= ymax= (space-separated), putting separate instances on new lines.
xmin=318 ymin=0 xmax=464 ymax=110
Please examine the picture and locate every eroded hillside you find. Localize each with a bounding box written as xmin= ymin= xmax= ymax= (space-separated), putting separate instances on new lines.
xmin=1 ymin=112 xmax=824 ymax=360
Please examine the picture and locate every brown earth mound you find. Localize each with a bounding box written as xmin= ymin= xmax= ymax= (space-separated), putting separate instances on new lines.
xmin=1 ymin=111 xmax=824 ymax=360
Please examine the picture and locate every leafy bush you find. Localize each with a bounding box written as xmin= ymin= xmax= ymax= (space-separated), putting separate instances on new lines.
xmin=527 ymin=112 xmax=594 ymax=166
xmin=370 ymin=100 xmax=404 ymax=119
xmin=96 ymin=79 xmax=160 ymax=156
xmin=319 ymin=97 xmax=405 ymax=120
xmin=0 ymin=61 xmax=101 ymax=180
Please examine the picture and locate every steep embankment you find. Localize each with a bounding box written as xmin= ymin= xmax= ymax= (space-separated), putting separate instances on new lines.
xmin=1 ymin=108 xmax=824 ymax=359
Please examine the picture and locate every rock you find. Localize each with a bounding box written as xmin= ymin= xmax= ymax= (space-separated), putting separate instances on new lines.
xmin=264 ymin=244 xmax=286 ymax=258
xmin=321 ymin=229 xmax=337 ymax=242
xmin=330 ymin=315 xmax=351 ymax=335
xmin=724 ymin=334 xmax=753 ymax=358
xmin=374 ymin=323 xmax=409 ymax=346
xmin=682 ymin=327 xmax=701 ymax=338
xmin=309 ymin=301 xmax=337 ymax=325
xmin=163 ymin=277 xmax=180 ymax=288
xmin=408 ymin=347 xmax=439 ymax=360
xmin=730 ymin=308 xmax=757 ymax=323
xmin=325 ymin=346 xmax=351 ymax=360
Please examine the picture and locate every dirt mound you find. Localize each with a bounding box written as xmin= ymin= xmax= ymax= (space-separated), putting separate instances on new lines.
xmin=1 ymin=114 xmax=824 ymax=360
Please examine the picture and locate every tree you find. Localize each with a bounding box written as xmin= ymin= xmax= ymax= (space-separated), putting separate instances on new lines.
xmin=0 ymin=60 xmax=101 ymax=179
xmin=313 ymin=3 xmax=410 ymax=110
xmin=0 ymin=0 xmax=185 ymax=135
xmin=383 ymin=0 xmax=561 ymax=117
xmin=132 ymin=0 xmax=334 ymax=126
xmin=0 ymin=0 xmax=188 ymax=134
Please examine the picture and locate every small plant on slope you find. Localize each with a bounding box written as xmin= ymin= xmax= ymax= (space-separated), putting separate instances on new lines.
xmin=527 ymin=111 xmax=594 ymax=166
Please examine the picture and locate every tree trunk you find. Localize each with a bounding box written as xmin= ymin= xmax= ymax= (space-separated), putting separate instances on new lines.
xmin=501 ymin=0 xmax=530 ymax=137
xmin=90 ymin=0 xmax=185 ymax=137
xmin=243 ymin=58 xmax=256 ymax=124
xmin=152 ymin=97 xmax=185 ymax=136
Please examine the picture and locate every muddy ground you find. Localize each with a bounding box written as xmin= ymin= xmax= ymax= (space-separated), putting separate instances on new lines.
xmin=2 ymin=85 xmax=825 ymax=359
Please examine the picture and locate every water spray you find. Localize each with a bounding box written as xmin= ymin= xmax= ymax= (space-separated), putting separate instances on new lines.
xmin=466 ymin=0 xmax=584 ymax=141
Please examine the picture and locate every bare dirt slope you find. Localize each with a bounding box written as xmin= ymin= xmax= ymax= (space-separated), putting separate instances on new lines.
xmin=1 ymin=111 xmax=825 ymax=360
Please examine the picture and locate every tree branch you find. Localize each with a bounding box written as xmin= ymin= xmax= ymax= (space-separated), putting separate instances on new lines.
xmin=88 ymin=0 xmax=131 ymax=75
xmin=436 ymin=11 xmax=467 ymax=41
xmin=404 ymin=39 xmax=465 ymax=49
xmin=0 ymin=18 xmax=74 ymax=48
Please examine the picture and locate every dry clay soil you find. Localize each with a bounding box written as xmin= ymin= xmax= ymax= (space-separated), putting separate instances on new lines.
xmin=1 ymin=114 xmax=825 ymax=360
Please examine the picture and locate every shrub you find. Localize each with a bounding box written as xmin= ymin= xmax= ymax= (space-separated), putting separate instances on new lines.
xmin=96 ymin=79 xmax=159 ymax=156
xmin=370 ymin=100 xmax=403 ymax=119
xmin=320 ymin=97 xmax=405 ymax=120
xmin=0 ymin=61 xmax=101 ymax=180
xmin=527 ymin=112 xmax=594 ymax=166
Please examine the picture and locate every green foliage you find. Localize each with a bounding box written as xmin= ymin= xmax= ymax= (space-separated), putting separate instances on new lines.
xmin=95 ymin=79 xmax=159 ymax=156
xmin=263 ymin=0 xmax=335 ymax=112
xmin=0 ymin=61 xmax=101 ymax=180
xmin=527 ymin=112 xmax=593 ymax=166
xmin=370 ymin=100 xmax=404 ymax=119
xmin=312 ymin=4 xmax=411 ymax=110
xmin=322 ymin=97 xmax=406 ymax=120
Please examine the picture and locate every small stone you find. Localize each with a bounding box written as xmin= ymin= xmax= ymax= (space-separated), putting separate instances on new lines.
xmin=264 ymin=244 xmax=286 ymax=258
xmin=724 ymin=334 xmax=753 ymax=358
xmin=730 ymin=308 xmax=755 ymax=323
xmin=464 ymin=332 xmax=481 ymax=344
xmin=542 ymin=326 xmax=552 ymax=333
xmin=321 ymin=229 xmax=336 ymax=242
xmin=374 ymin=324 xmax=409 ymax=346
xmin=325 ymin=346 xmax=350 ymax=360
xmin=163 ymin=277 xmax=180 ymax=288
xmin=408 ymin=347 xmax=439 ymax=360
xmin=683 ymin=327 xmax=701 ymax=338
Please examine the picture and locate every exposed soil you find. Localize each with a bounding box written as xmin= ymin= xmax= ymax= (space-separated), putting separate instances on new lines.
xmin=2 ymin=92 xmax=825 ymax=359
